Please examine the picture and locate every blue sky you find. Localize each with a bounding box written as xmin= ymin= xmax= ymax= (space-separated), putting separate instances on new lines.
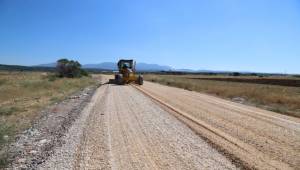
xmin=0 ymin=0 xmax=300 ymax=73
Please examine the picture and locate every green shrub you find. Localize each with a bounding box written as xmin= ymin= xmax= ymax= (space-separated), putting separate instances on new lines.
xmin=0 ymin=107 xmax=20 ymax=116
xmin=0 ymin=124 xmax=15 ymax=147
xmin=80 ymin=69 xmax=89 ymax=77
xmin=47 ymin=75 xmax=57 ymax=82
xmin=0 ymin=124 xmax=14 ymax=168
xmin=0 ymin=154 xmax=8 ymax=169
xmin=292 ymin=75 xmax=300 ymax=78
xmin=232 ymin=72 xmax=241 ymax=76
xmin=0 ymin=79 xmax=6 ymax=86
xmin=56 ymin=59 xmax=88 ymax=78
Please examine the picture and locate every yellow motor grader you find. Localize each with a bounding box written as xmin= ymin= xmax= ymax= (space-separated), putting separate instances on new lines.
xmin=114 ymin=59 xmax=143 ymax=85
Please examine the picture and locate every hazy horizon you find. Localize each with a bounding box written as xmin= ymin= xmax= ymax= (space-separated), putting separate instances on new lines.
xmin=0 ymin=60 xmax=297 ymax=74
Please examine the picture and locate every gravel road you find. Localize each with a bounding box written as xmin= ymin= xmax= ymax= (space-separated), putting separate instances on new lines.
xmin=138 ymin=81 xmax=300 ymax=169
xmin=37 ymin=76 xmax=300 ymax=170
xmin=39 ymin=80 xmax=237 ymax=169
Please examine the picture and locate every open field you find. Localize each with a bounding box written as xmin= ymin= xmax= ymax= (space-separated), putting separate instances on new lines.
xmin=144 ymin=74 xmax=300 ymax=118
xmin=188 ymin=76 xmax=300 ymax=87
xmin=0 ymin=71 xmax=96 ymax=167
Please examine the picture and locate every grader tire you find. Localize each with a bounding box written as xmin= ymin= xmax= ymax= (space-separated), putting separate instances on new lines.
xmin=137 ymin=75 xmax=143 ymax=85
xmin=115 ymin=74 xmax=124 ymax=85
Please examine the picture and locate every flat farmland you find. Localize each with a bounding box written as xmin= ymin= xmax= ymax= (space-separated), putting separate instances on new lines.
xmin=188 ymin=76 xmax=300 ymax=87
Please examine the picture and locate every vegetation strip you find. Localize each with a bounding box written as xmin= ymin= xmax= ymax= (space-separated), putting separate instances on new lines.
xmin=144 ymin=74 xmax=300 ymax=118
xmin=0 ymin=71 xmax=96 ymax=168
xmin=188 ymin=77 xmax=300 ymax=87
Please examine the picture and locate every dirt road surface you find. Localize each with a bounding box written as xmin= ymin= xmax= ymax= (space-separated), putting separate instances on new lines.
xmin=137 ymin=81 xmax=300 ymax=169
xmin=38 ymin=76 xmax=300 ymax=170
xmin=39 ymin=78 xmax=236 ymax=169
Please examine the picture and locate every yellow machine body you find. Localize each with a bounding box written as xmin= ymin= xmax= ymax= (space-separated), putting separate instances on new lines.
xmin=115 ymin=59 xmax=143 ymax=85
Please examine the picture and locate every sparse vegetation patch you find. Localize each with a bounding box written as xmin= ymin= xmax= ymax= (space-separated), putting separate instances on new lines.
xmin=0 ymin=107 xmax=21 ymax=116
xmin=0 ymin=123 xmax=15 ymax=168
xmin=0 ymin=79 xmax=6 ymax=86
xmin=145 ymin=74 xmax=300 ymax=118
xmin=0 ymin=71 xmax=96 ymax=167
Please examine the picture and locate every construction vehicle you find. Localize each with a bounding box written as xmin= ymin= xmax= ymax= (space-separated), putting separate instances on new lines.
xmin=114 ymin=59 xmax=143 ymax=85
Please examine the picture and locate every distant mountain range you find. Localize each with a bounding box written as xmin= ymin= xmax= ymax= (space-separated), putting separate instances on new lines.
xmin=0 ymin=63 xmax=294 ymax=75
xmin=35 ymin=62 xmax=242 ymax=73
xmin=37 ymin=62 xmax=173 ymax=71
xmin=35 ymin=63 xmax=56 ymax=67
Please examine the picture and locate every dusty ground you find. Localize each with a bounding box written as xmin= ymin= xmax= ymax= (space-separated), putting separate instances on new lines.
xmin=7 ymin=75 xmax=300 ymax=169
xmin=40 ymin=77 xmax=237 ymax=169
xmin=138 ymin=81 xmax=300 ymax=169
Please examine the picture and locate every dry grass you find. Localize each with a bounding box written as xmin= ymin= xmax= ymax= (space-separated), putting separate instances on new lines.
xmin=0 ymin=71 xmax=96 ymax=167
xmin=144 ymin=74 xmax=300 ymax=118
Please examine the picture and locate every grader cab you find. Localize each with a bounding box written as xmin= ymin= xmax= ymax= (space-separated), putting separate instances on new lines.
xmin=114 ymin=59 xmax=143 ymax=85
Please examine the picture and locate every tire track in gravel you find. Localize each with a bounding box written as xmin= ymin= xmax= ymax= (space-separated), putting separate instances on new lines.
xmin=74 ymin=84 xmax=112 ymax=169
xmin=39 ymin=79 xmax=237 ymax=169
xmin=105 ymin=84 xmax=236 ymax=169
xmin=134 ymin=81 xmax=300 ymax=169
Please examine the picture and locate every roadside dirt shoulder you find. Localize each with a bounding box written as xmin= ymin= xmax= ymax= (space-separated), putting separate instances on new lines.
xmin=5 ymin=86 xmax=97 ymax=169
